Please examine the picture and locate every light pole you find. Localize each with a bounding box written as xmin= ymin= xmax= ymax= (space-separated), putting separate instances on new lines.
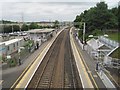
xmin=83 ymin=22 xmax=86 ymax=50
xmin=75 ymin=22 xmax=86 ymax=50
xmin=12 ymin=25 xmax=13 ymax=33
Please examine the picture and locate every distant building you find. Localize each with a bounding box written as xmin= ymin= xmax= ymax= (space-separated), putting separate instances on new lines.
xmin=26 ymin=29 xmax=56 ymax=42
xmin=37 ymin=22 xmax=54 ymax=27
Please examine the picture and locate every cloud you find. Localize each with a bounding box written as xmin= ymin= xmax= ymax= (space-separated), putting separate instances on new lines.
xmin=0 ymin=0 xmax=119 ymax=21
xmin=0 ymin=0 xmax=119 ymax=3
xmin=1 ymin=2 xmax=97 ymax=21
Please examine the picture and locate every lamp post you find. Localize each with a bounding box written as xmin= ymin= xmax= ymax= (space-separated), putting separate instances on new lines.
xmin=75 ymin=22 xmax=86 ymax=50
xmin=83 ymin=22 xmax=86 ymax=50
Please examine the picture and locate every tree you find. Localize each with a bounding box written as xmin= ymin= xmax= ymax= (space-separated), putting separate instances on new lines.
xmin=118 ymin=3 xmax=120 ymax=32
xmin=13 ymin=25 xmax=20 ymax=32
xmin=54 ymin=20 xmax=59 ymax=28
xmin=3 ymin=25 xmax=12 ymax=33
xmin=29 ymin=22 xmax=38 ymax=29
xmin=74 ymin=1 xmax=118 ymax=33
xmin=21 ymin=24 xmax=28 ymax=31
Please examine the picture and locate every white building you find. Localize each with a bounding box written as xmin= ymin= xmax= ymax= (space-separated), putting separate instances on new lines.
xmin=0 ymin=38 xmax=24 ymax=57
xmin=26 ymin=29 xmax=55 ymax=43
xmin=4 ymin=39 xmax=24 ymax=55
xmin=86 ymin=38 xmax=111 ymax=59
xmin=0 ymin=43 xmax=6 ymax=61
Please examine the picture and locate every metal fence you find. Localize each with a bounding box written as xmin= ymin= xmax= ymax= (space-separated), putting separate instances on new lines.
xmin=99 ymin=36 xmax=119 ymax=49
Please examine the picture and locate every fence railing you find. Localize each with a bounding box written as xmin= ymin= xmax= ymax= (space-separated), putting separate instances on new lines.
xmin=99 ymin=36 xmax=119 ymax=49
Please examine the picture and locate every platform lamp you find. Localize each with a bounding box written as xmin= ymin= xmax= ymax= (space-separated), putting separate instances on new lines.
xmin=74 ymin=22 xmax=86 ymax=50
xmin=82 ymin=22 xmax=86 ymax=50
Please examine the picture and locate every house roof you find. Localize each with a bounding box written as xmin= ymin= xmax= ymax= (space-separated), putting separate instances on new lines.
xmin=87 ymin=38 xmax=104 ymax=50
xmin=0 ymin=42 xmax=5 ymax=46
xmin=3 ymin=39 xmax=22 ymax=46
xmin=26 ymin=29 xmax=54 ymax=34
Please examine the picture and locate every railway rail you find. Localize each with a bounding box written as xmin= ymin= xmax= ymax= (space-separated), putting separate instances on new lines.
xmin=64 ymin=30 xmax=82 ymax=88
xmin=26 ymin=28 xmax=82 ymax=89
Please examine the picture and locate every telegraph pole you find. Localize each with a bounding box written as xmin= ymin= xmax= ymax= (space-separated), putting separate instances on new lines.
xmin=19 ymin=13 xmax=24 ymax=33
xmin=12 ymin=25 xmax=13 ymax=33
xmin=83 ymin=22 xmax=86 ymax=50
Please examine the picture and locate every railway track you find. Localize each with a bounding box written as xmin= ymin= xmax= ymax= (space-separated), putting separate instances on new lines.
xmin=64 ymin=30 xmax=82 ymax=88
xmin=27 ymin=29 xmax=82 ymax=89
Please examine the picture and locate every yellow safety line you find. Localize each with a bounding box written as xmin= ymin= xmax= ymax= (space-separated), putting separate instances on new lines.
xmin=70 ymin=28 xmax=93 ymax=88
xmin=16 ymin=44 xmax=50 ymax=88
xmin=73 ymin=28 xmax=99 ymax=89
xmin=70 ymin=27 xmax=99 ymax=89
xmin=79 ymin=50 xmax=99 ymax=89
xmin=72 ymin=40 xmax=93 ymax=87
xmin=10 ymin=42 xmax=50 ymax=89
xmin=0 ymin=80 xmax=3 ymax=85
xmin=11 ymin=28 xmax=65 ymax=89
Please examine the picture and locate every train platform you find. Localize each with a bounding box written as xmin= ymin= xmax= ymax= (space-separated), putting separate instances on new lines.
xmin=70 ymin=28 xmax=94 ymax=88
xmin=2 ymin=36 xmax=53 ymax=88
xmin=12 ymin=28 xmax=64 ymax=89
xmin=71 ymin=27 xmax=116 ymax=89
xmin=10 ymin=27 xmax=94 ymax=89
xmin=4 ymin=27 xmax=114 ymax=89
xmin=1 ymin=28 xmax=63 ymax=89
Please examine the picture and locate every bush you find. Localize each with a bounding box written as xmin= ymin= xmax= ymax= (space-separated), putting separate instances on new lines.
xmin=8 ymin=58 xmax=17 ymax=67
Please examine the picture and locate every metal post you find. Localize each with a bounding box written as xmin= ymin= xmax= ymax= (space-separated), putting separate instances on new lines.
xmin=19 ymin=24 xmax=21 ymax=32
xmin=18 ymin=48 xmax=21 ymax=65
xmin=12 ymin=25 xmax=15 ymax=39
xmin=12 ymin=25 xmax=13 ymax=33
xmin=83 ymin=22 xmax=85 ymax=50
xmin=96 ymin=36 xmax=100 ymax=71
xmin=97 ymin=37 xmax=99 ymax=62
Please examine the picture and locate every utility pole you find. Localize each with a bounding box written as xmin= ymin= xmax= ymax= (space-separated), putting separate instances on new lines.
xmin=83 ymin=22 xmax=86 ymax=50
xmin=12 ymin=25 xmax=13 ymax=33
xmin=19 ymin=13 xmax=24 ymax=33
xmin=22 ymin=12 xmax=24 ymax=25
xmin=2 ymin=18 xmax=4 ymax=34
xmin=18 ymin=13 xmax=24 ymax=65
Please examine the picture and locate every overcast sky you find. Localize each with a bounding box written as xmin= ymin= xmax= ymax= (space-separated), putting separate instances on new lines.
xmin=0 ymin=0 xmax=119 ymax=22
